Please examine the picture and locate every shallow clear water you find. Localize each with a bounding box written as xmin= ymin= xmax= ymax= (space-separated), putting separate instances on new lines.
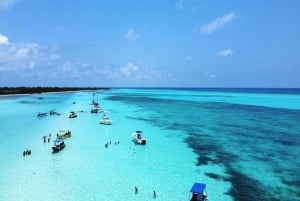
xmin=0 ymin=89 xmax=299 ymax=201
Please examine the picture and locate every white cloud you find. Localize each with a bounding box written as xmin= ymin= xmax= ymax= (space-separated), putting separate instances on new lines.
xmin=0 ymin=37 xmax=60 ymax=72
xmin=121 ymin=62 xmax=138 ymax=77
xmin=0 ymin=0 xmax=19 ymax=10
xmin=59 ymin=62 xmax=82 ymax=78
xmin=204 ymin=72 xmax=216 ymax=79
xmin=0 ymin=33 xmax=9 ymax=44
xmin=99 ymin=62 xmax=165 ymax=84
xmin=195 ymin=12 xmax=236 ymax=34
xmin=0 ymin=34 xmax=169 ymax=86
xmin=184 ymin=55 xmax=193 ymax=61
xmin=175 ymin=0 xmax=184 ymax=10
xmin=217 ymin=49 xmax=233 ymax=56
xmin=125 ymin=28 xmax=139 ymax=40
xmin=103 ymin=62 xmax=145 ymax=79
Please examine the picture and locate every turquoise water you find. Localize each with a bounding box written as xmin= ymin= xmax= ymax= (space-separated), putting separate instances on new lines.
xmin=0 ymin=89 xmax=299 ymax=201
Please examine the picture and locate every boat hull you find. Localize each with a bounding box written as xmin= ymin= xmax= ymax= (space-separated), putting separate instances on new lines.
xmin=52 ymin=144 xmax=65 ymax=152
xmin=100 ymin=120 xmax=112 ymax=125
xmin=132 ymin=132 xmax=146 ymax=145
xmin=57 ymin=132 xmax=71 ymax=139
xmin=136 ymin=139 xmax=146 ymax=145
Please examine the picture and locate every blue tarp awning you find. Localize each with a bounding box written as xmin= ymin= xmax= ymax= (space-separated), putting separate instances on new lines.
xmin=190 ymin=183 xmax=206 ymax=194
xmin=54 ymin=139 xmax=63 ymax=143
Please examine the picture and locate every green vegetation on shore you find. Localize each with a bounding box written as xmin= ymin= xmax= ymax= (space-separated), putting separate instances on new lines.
xmin=0 ymin=87 xmax=109 ymax=95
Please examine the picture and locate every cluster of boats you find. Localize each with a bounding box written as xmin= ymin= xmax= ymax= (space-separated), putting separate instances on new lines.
xmin=52 ymin=129 xmax=72 ymax=152
xmin=37 ymin=92 xmax=208 ymax=200
xmin=36 ymin=109 xmax=62 ymax=117
xmin=90 ymin=93 xmax=113 ymax=125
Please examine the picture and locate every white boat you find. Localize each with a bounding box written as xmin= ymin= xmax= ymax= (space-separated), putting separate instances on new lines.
xmin=57 ymin=129 xmax=72 ymax=139
xmin=132 ymin=131 xmax=146 ymax=145
xmin=100 ymin=113 xmax=112 ymax=125
xmin=91 ymin=105 xmax=103 ymax=113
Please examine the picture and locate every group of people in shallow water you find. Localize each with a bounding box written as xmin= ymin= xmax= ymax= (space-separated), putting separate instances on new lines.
xmin=134 ymin=186 xmax=157 ymax=198
xmin=22 ymin=133 xmax=52 ymax=156
xmin=23 ymin=149 xmax=31 ymax=156
xmin=43 ymin=133 xmax=51 ymax=143
xmin=104 ymin=140 xmax=120 ymax=148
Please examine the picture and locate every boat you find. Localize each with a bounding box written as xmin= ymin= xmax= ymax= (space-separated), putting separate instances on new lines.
xmin=189 ymin=182 xmax=208 ymax=201
xmin=37 ymin=112 xmax=48 ymax=117
xmin=91 ymin=105 xmax=103 ymax=113
xmin=132 ymin=131 xmax=146 ymax=145
xmin=69 ymin=111 xmax=77 ymax=118
xmin=90 ymin=92 xmax=103 ymax=113
xmin=100 ymin=113 xmax=112 ymax=125
xmin=57 ymin=129 xmax=72 ymax=139
xmin=50 ymin=109 xmax=62 ymax=116
xmin=52 ymin=139 xmax=65 ymax=152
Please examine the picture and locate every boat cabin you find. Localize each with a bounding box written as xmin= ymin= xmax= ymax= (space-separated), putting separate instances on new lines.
xmin=190 ymin=183 xmax=208 ymax=201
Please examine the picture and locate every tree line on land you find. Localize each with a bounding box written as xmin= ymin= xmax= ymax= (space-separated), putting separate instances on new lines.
xmin=0 ymin=87 xmax=109 ymax=95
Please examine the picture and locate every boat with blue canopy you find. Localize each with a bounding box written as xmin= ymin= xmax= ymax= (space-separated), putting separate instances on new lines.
xmin=52 ymin=139 xmax=65 ymax=152
xmin=190 ymin=182 xmax=208 ymax=201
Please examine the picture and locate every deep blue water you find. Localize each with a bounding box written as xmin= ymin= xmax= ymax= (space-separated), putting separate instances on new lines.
xmin=107 ymin=88 xmax=300 ymax=201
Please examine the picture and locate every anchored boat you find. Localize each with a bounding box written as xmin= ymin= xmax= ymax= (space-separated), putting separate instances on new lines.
xmin=52 ymin=139 xmax=65 ymax=152
xmin=69 ymin=111 xmax=77 ymax=118
xmin=132 ymin=131 xmax=146 ymax=145
xmin=100 ymin=113 xmax=112 ymax=125
xmin=57 ymin=129 xmax=72 ymax=139
xmin=189 ymin=182 xmax=208 ymax=201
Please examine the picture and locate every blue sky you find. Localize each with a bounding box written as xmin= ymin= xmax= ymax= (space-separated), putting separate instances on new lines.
xmin=0 ymin=0 xmax=299 ymax=87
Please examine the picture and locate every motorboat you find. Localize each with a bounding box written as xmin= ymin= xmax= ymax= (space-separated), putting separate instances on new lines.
xmin=69 ymin=111 xmax=77 ymax=118
xmin=52 ymin=139 xmax=65 ymax=152
xmin=57 ymin=129 xmax=72 ymax=139
xmin=50 ymin=109 xmax=62 ymax=116
xmin=37 ymin=112 xmax=48 ymax=117
xmin=189 ymin=182 xmax=208 ymax=201
xmin=132 ymin=131 xmax=146 ymax=145
xmin=90 ymin=92 xmax=103 ymax=113
xmin=91 ymin=105 xmax=103 ymax=113
xmin=100 ymin=113 xmax=112 ymax=125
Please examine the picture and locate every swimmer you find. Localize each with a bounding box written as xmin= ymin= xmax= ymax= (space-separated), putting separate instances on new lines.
xmin=43 ymin=135 xmax=47 ymax=143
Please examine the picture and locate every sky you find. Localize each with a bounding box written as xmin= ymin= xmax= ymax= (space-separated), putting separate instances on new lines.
xmin=0 ymin=0 xmax=300 ymax=87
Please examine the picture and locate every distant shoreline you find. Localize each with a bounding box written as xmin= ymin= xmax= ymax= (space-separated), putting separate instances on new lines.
xmin=0 ymin=87 xmax=109 ymax=96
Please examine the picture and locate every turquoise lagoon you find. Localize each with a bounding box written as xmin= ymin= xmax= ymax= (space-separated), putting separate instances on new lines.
xmin=0 ymin=88 xmax=299 ymax=201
